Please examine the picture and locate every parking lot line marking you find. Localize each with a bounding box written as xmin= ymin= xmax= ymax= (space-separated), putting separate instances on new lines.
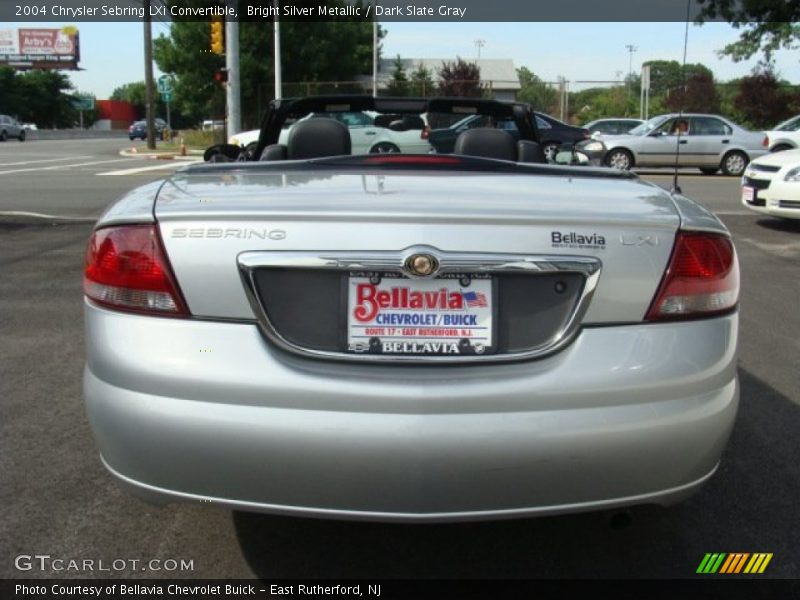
xmin=0 ymin=155 xmax=93 ymax=167
xmin=97 ymin=162 xmax=187 ymax=176
xmin=0 ymin=210 xmax=97 ymax=222
xmin=0 ymin=158 xmax=135 ymax=176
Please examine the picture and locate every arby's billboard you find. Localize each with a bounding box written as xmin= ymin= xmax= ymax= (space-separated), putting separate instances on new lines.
xmin=0 ymin=27 xmax=80 ymax=69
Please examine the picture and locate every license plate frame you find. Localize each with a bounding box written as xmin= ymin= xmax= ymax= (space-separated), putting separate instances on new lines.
xmin=345 ymin=272 xmax=496 ymax=356
xmin=742 ymin=186 xmax=756 ymax=204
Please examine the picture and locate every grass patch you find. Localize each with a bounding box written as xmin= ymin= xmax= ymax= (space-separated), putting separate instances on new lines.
xmin=156 ymin=129 xmax=226 ymax=151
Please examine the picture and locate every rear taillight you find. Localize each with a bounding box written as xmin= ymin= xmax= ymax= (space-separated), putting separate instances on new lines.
xmin=645 ymin=232 xmax=739 ymax=321
xmin=84 ymin=224 xmax=189 ymax=317
xmin=763 ymin=136 xmax=769 ymax=147
xmin=421 ymin=126 xmax=430 ymax=140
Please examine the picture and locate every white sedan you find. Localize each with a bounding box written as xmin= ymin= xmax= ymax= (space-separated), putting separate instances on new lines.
xmin=765 ymin=114 xmax=800 ymax=152
xmin=230 ymin=111 xmax=431 ymax=157
xmin=742 ymin=148 xmax=800 ymax=219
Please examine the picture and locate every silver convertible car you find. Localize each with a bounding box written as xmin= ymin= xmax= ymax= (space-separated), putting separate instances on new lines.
xmin=597 ymin=113 xmax=767 ymax=176
xmin=84 ymin=96 xmax=739 ymax=522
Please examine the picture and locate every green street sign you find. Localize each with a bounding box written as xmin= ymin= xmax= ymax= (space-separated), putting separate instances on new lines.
xmin=161 ymin=91 xmax=173 ymax=103
xmin=157 ymin=75 xmax=173 ymax=94
xmin=71 ymin=95 xmax=94 ymax=111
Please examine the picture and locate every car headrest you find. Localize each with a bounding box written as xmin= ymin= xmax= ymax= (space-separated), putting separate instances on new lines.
xmin=287 ymin=118 xmax=351 ymax=159
xmin=517 ymin=140 xmax=546 ymax=164
xmin=259 ymin=144 xmax=287 ymax=161
xmin=453 ymin=128 xmax=516 ymax=161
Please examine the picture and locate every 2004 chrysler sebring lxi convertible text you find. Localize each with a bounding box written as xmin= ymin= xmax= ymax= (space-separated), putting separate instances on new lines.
xmin=83 ymin=96 xmax=739 ymax=522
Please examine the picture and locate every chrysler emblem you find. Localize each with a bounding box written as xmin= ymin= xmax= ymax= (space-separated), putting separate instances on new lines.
xmin=405 ymin=253 xmax=438 ymax=277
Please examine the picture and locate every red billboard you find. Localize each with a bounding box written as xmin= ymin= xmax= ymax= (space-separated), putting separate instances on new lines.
xmin=0 ymin=27 xmax=80 ymax=70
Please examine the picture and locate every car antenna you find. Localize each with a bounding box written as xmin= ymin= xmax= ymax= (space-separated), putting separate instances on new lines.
xmin=671 ymin=0 xmax=692 ymax=195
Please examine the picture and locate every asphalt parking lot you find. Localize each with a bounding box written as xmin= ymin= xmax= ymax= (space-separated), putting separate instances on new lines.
xmin=1 ymin=139 xmax=799 ymax=580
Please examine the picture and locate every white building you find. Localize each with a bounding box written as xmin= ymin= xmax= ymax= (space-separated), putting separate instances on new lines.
xmin=375 ymin=58 xmax=521 ymax=102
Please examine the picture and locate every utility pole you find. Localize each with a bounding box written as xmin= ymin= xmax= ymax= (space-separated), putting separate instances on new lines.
xmin=625 ymin=44 xmax=637 ymax=116
xmin=372 ymin=20 xmax=378 ymax=96
xmin=143 ymin=0 xmax=156 ymax=150
xmin=226 ymin=0 xmax=241 ymax=137
xmin=474 ymin=39 xmax=485 ymax=59
xmin=274 ymin=0 xmax=282 ymax=99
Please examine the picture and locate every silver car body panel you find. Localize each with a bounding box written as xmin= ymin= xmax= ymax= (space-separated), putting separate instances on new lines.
xmin=85 ymin=164 xmax=739 ymax=521
xmin=96 ymin=180 xmax=162 ymax=226
xmin=85 ymin=301 xmax=738 ymax=521
xmin=153 ymin=169 xmax=683 ymax=324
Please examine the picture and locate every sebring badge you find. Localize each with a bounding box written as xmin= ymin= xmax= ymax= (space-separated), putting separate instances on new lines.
xmin=404 ymin=253 xmax=439 ymax=277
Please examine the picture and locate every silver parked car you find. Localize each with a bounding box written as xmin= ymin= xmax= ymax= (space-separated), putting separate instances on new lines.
xmin=0 ymin=114 xmax=25 ymax=141
xmin=600 ymin=113 xmax=767 ymax=176
xmin=84 ymin=96 xmax=740 ymax=522
xmin=583 ymin=117 xmax=644 ymax=138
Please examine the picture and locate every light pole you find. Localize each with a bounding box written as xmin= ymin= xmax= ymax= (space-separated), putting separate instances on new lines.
xmin=372 ymin=20 xmax=378 ymax=96
xmin=226 ymin=0 xmax=241 ymax=138
xmin=474 ymin=39 xmax=485 ymax=59
xmin=274 ymin=0 xmax=281 ymax=99
xmin=625 ymin=44 xmax=637 ymax=116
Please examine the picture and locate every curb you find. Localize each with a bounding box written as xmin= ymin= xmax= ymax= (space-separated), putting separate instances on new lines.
xmin=118 ymin=147 xmax=203 ymax=161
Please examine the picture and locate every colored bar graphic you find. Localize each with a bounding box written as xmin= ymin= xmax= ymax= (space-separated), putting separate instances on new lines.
xmin=697 ymin=554 xmax=714 ymax=574
xmin=744 ymin=553 xmax=774 ymax=574
xmin=733 ymin=553 xmax=750 ymax=573
xmin=759 ymin=554 xmax=773 ymax=573
xmin=699 ymin=552 xmax=773 ymax=574
xmin=710 ymin=553 xmax=726 ymax=573
xmin=719 ymin=554 xmax=736 ymax=573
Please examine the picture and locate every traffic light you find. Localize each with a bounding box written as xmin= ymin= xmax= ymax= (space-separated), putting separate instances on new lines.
xmin=214 ymin=68 xmax=229 ymax=84
xmin=210 ymin=17 xmax=224 ymax=55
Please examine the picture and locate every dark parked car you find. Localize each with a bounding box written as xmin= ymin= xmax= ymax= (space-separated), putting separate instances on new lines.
xmin=428 ymin=112 xmax=593 ymax=163
xmin=128 ymin=118 xmax=168 ymax=141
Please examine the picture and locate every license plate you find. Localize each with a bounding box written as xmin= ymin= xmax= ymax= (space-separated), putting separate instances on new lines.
xmin=742 ymin=186 xmax=755 ymax=204
xmin=346 ymin=274 xmax=493 ymax=355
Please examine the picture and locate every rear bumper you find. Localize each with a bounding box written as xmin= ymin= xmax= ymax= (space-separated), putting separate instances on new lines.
xmin=762 ymin=190 xmax=800 ymax=219
xmin=84 ymin=302 xmax=739 ymax=522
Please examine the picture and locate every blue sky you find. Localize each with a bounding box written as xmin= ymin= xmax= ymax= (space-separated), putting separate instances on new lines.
xmin=12 ymin=21 xmax=800 ymax=98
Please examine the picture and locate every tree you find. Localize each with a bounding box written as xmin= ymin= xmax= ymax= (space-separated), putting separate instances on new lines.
xmin=110 ymin=81 xmax=172 ymax=122
xmin=695 ymin=2 xmax=800 ymax=62
xmin=111 ymin=81 xmax=147 ymax=105
xmin=409 ymin=63 xmax=435 ymax=97
xmin=734 ymin=66 xmax=797 ymax=128
xmin=16 ymin=70 xmax=76 ymax=128
xmin=153 ymin=4 xmax=383 ymax=126
xmin=664 ymin=70 xmax=719 ymax=113
xmin=437 ymin=57 xmax=482 ymax=97
xmin=643 ymin=60 xmax=714 ymax=97
xmin=0 ymin=67 xmax=24 ymax=119
xmin=385 ymin=55 xmax=409 ymax=97
xmin=571 ymin=86 xmax=634 ymax=123
xmin=516 ymin=67 xmax=557 ymax=113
